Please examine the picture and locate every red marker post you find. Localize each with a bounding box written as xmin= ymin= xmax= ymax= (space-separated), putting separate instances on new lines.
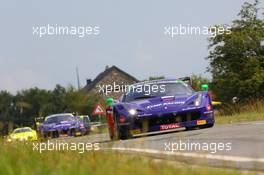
xmin=106 ymin=98 xmax=114 ymax=139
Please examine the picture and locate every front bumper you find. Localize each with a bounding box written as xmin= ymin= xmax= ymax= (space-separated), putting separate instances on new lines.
xmin=7 ymin=136 xmax=38 ymax=142
xmin=118 ymin=108 xmax=214 ymax=136
xmin=42 ymin=126 xmax=87 ymax=137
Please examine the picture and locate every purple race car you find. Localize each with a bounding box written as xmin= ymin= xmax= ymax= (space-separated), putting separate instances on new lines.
xmin=39 ymin=113 xmax=89 ymax=138
xmin=112 ymin=78 xmax=214 ymax=140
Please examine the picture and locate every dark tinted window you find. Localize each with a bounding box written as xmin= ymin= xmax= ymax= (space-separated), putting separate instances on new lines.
xmin=14 ymin=128 xmax=31 ymax=133
xmin=45 ymin=115 xmax=74 ymax=124
xmin=123 ymin=82 xmax=193 ymax=102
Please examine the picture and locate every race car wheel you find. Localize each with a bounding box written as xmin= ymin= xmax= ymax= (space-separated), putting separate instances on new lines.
xmin=118 ymin=127 xmax=132 ymax=140
xmin=119 ymin=130 xmax=131 ymax=140
xmin=111 ymin=112 xmax=132 ymax=140
xmin=112 ymin=120 xmax=120 ymax=140
xmin=43 ymin=132 xmax=48 ymax=139
xmin=70 ymin=129 xmax=76 ymax=137
xmin=52 ymin=131 xmax=59 ymax=138
xmin=112 ymin=120 xmax=132 ymax=140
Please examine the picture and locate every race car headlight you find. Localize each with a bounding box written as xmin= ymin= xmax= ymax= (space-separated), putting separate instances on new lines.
xmin=128 ymin=109 xmax=137 ymax=115
xmin=194 ymin=94 xmax=202 ymax=106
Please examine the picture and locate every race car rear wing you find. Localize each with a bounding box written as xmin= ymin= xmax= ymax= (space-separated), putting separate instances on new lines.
xmin=177 ymin=76 xmax=192 ymax=85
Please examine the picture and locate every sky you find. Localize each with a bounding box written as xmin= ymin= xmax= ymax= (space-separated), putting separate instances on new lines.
xmin=0 ymin=0 xmax=248 ymax=93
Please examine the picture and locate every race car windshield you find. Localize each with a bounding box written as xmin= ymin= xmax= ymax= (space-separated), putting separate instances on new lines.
xmin=14 ymin=128 xmax=31 ymax=133
xmin=45 ymin=115 xmax=75 ymax=124
xmin=123 ymin=82 xmax=194 ymax=102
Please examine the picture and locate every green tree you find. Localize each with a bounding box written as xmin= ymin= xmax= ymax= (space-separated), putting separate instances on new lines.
xmin=51 ymin=84 xmax=67 ymax=113
xmin=15 ymin=88 xmax=53 ymax=125
xmin=63 ymin=87 xmax=88 ymax=114
xmin=0 ymin=84 xmax=105 ymax=128
xmin=207 ymin=0 xmax=264 ymax=102
xmin=0 ymin=91 xmax=14 ymax=121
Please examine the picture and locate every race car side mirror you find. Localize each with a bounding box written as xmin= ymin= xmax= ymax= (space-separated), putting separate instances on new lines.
xmin=201 ymin=84 xmax=209 ymax=91
xmin=107 ymin=98 xmax=114 ymax=105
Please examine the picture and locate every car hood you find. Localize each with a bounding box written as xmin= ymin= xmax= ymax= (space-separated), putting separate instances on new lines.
xmin=10 ymin=132 xmax=34 ymax=138
xmin=41 ymin=120 xmax=76 ymax=129
xmin=123 ymin=93 xmax=199 ymax=113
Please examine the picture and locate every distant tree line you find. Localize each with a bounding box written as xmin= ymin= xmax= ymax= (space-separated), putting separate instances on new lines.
xmin=0 ymin=85 xmax=101 ymax=129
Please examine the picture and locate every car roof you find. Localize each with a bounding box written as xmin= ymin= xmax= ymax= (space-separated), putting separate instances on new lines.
xmin=14 ymin=127 xmax=31 ymax=131
xmin=132 ymin=78 xmax=186 ymax=86
xmin=45 ymin=113 xmax=74 ymax=120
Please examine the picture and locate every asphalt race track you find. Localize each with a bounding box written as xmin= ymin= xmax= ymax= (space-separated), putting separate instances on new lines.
xmin=63 ymin=121 xmax=264 ymax=171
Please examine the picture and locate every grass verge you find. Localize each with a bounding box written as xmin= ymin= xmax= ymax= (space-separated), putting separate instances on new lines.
xmin=215 ymin=110 xmax=264 ymax=124
xmin=215 ymin=100 xmax=264 ymax=124
xmin=0 ymin=142 xmax=260 ymax=175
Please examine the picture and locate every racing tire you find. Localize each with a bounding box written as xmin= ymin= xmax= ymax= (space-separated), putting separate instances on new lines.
xmin=111 ymin=122 xmax=132 ymax=140
xmin=51 ymin=131 xmax=59 ymax=138
xmin=118 ymin=127 xmax=132 ymax=140
xmin=43 ymin=132 xmax=48 ymax=139
xmin=111 ymin=112 xmax=132 ymax=140
xmin=111 ymin=112 xmax=120 ymax=141
xmin=111 ymin=121 xmax=120 ymax=141
xmin=70 ymin=129 xmax=76 ymax=137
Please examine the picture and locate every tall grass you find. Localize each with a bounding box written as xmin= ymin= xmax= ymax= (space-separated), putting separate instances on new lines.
xmin=239 ymin=100 xmax=264 ymax=113
xmin=216 ymin=99 xmax=264 ymax=116
xmin=215 ymin=100 xmax=264 ymax=124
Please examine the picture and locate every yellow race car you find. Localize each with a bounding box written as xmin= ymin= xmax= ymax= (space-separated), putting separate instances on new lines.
xmin=7 ymin=127 xmax=38 ymax=142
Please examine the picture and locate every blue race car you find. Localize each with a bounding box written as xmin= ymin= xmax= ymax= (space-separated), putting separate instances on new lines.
xmin=112 ymin=78 xmax=214 ymax=140
xmin=39 ymin=113 xmax=89 ymax=138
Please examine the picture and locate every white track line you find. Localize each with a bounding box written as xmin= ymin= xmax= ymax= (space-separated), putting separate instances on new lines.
xmin=108 ymin=147 xmax=264 ymax=163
